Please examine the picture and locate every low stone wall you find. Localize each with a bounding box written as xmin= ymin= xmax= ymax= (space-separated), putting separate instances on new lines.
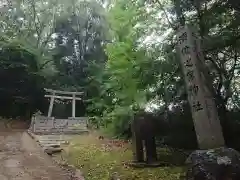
xmin=29 ymin=115 xmax=88 ymax=134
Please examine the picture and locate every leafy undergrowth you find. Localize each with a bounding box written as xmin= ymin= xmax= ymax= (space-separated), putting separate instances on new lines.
xmin=60 ymin=133 xmax=186 ymax=180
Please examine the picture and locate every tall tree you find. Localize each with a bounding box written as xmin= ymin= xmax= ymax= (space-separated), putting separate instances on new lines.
xmin=51 ymin=0 xmax=109 ymax=89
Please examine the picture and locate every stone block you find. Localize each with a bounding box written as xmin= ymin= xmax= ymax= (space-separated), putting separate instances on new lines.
xmin=29 ymin=116 xmax=88 ymax=134
xmin=44 ymin=147 xmax=62 ymax=156
xmin=185 ymin=147 xmax=240 ymax=180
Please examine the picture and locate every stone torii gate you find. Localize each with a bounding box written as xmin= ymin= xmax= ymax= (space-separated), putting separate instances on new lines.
xmin=44 ymin=88 xmax=83 ymax=118
xmin=28 ymin=88 xmax=88 ymax=134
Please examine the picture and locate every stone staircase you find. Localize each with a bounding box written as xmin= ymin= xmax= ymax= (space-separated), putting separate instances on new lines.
xmin=28 ymin=115 xmax=88 ymax=156
xmin=31 ymin=134 xmax=73 ymax=155
xmin=36 ymin=135 xmax=69 ymax=146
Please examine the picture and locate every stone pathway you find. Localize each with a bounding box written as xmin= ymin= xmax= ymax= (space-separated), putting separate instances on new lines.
xmin=0 ymin=131 xmax=72 ymax=180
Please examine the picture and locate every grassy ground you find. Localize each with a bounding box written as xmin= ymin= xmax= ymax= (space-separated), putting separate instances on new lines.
xmin=59 ymin=133 xmax=186 ymax=180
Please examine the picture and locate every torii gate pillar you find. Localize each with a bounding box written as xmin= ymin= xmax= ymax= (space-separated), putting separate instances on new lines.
xmin=48 ymin=93 xmax=55 ymax=117
xmin=72 ymin=94 xmax=76 ymax=118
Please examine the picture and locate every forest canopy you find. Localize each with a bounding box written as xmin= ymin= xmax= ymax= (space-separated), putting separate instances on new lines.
xmin=0 ymin=0 xmax=240 ymax=149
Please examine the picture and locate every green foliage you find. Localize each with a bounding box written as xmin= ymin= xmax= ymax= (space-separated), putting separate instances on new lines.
xmin=0 ymin=0 xmax=110 ymax=118
xmin=2 ymin=0 xmax=240 ymax=151
xmin=86 ymin=0 xmax=157 ymax=135
xmin=85 ymin=0 xmax=240 ymax=149
xmin=0 ymin=38 xmax=48 ymax=118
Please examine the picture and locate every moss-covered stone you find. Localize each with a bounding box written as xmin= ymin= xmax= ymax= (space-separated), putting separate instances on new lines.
xmin=186 ymin=147 xmax=240 ymax=180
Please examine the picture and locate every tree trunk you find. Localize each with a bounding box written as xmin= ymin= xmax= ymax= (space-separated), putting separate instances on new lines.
xmin=216 ymin=95 xmax=229 ymax=145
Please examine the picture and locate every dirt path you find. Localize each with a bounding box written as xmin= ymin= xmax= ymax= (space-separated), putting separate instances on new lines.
xmin=0 ymin=131 xmax=71 ymax=180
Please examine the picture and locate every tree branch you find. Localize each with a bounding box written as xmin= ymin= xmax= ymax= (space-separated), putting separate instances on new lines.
xmin=30 ymin=0 xmax=41 ymax=46
xmin=223 ymin=48 xmax=238 ymax=102
xmin=39 ymin=59 xmax=53 ymax=70
xmin=173 ymin=0 xmax=185 ymax=26
xmin=194 ymin=0 xmax=205 ymax=38
xmin=204 ymin=34 xmax=240 ymax=52
xmin=204 ymin=56 xmax=222 ymax=96
xmin=155 ymin=0 xmax=176 ymax=29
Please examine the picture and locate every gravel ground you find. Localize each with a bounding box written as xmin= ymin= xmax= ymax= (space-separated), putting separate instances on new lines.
xmin=0 ymin=131 xmax=73 ymax=180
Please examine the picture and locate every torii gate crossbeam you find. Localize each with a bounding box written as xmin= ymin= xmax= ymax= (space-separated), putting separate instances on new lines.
xmin=44 ymin=88 xmax=83 ymax=118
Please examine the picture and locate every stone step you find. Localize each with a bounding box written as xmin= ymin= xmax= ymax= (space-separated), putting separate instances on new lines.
xmin=38 ymin=139 xmax=67 ymax=142
xmin=40 ymin=143 xmax=61 ymax=148
xmin=36 ymin=136 xmax=71 ymax=142
xmin=44 ymin=147 xmax=63 ymax=155
xmin=38 ymin=135 xmax=69 ymax=140
xmin=43 ymin=144 xmax=61 ymax=148
xmin=42 ymin=143 xmax=62 ymax=147
xmin=33 ymin=130 xmax=89 ymax=135
xmin=41 ymin=144 xmax=61 ymax=148
xmin=39 ymin=141 xmax=62 ymax=145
